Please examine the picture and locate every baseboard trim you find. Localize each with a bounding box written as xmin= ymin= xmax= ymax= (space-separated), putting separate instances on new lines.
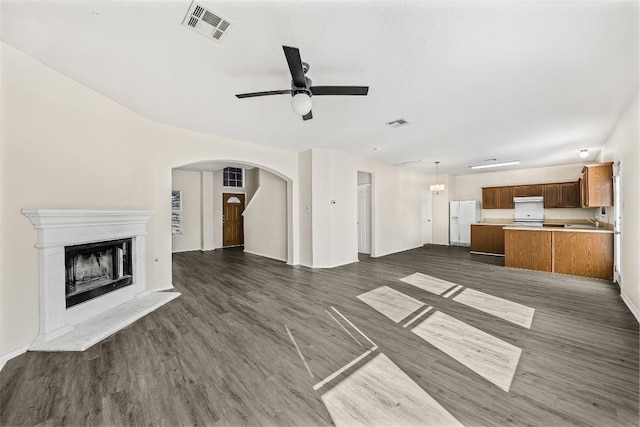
xmin=621 ymin=292 xmax=639 ymax=323
xmin=371 ymin=244 xmax=423 ymax=259
xmin=154 ymin=284 xmax=176 ymax=292
xmin=243 ymin=249 xmax=287 ymax=263
xmin=311 ymin=259 xmax=360 ymax=269
xmin=0 ymin=345 xmax=29 ymax=372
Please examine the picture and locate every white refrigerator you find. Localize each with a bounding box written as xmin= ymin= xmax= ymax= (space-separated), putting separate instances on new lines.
xmin=450 ymin=200 xmax=481 ymax=246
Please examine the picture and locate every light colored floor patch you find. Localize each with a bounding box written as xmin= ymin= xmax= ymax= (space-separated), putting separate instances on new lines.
xmin=357 ymin=286 xmax=425 ymax=323
xmin=321 ymin=353 xmax=463 ymax=427
xmin=412 ymin=311 xmax=522 ymax=392
xmin=442 ymin=284 xmax=464 ymax=298
xmin=452 ymin=288 xmax=535 ymax=329
xmin=400 ymin=272 xmax=457 ymax=295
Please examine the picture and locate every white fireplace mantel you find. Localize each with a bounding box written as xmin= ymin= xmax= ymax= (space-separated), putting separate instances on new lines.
xmin=22 ymin=209 xmax=155 ymax=346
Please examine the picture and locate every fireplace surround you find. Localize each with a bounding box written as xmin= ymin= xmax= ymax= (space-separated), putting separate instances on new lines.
xmin=22 ymin=209 xmax=154 ymax=346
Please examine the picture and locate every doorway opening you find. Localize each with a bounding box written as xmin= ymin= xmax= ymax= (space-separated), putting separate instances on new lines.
xmin=357 ymin=171 xmax=372 ymax=255
xmin=170 ymin=161 xmax=290 ymax=263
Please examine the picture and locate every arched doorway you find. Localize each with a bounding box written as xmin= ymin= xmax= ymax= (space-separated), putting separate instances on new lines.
xmin=171 ymin=160 xmax=291 ymax=263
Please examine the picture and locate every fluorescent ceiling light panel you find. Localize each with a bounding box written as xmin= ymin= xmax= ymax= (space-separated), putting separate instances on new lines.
xmin=470 ymin=160 xmax=520 ymax=170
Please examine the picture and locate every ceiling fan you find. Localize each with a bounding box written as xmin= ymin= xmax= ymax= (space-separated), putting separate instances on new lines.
xmin=235 ymin=46 xmax=369 ymax=121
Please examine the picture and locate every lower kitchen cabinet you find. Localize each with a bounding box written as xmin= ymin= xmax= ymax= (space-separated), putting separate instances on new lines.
xmin=504 ymin=228 xmax=613 ymax=280
xmin=505 ymin=230 xmax=553 ymax=272
xmin=470 ymin=224 xmax=505 ymax=255
xmin=553 ymin=232 xmax=613 ymax=280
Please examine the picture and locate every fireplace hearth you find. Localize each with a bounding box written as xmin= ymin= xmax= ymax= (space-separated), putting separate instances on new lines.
xmin=65 ymin=238 xmax=133 ymax=308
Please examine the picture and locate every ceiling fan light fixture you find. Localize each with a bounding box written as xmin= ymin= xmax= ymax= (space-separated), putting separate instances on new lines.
xmin=291 ymin=92 xmax=312 ymax=116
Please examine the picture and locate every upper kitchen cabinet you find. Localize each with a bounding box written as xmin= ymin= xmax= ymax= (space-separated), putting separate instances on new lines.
xmin=513 ymin=185 xmax=543 ymax=197
xmin=581 ymin=163 xmax=614 ymax=207
xmin=482 ymin=186 xmax=513 ymax=209
xmin=544 ymin=182 xmax=580 ymax=208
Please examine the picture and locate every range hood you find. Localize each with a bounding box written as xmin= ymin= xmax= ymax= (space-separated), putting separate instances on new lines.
xmin=514 ymin=196 xmax=544 ymax=223
xmin=514 ymin=196 xmax=543 ymax=203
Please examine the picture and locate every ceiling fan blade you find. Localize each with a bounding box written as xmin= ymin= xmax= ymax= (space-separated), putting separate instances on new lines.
xmin=235 ymin=90 xmax=291 ymax=99
xmin=283 ymin=46 xmax=307 ymax=88
xmin=302 ymin=110 xmax=313 ymax=121
xmin=310 ymin=86 xmax=369 ymax=96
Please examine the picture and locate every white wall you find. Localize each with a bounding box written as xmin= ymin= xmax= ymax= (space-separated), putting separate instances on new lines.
xmin=201 ymin=171 xmax=215 ymax=251
xmin=171 ymin=170 xmax=202 ymax=253
xmin=357 ymin=171 xmax=371 ymax=184
xmin=244 ymin=169 xmax=287 ymax=261
xmin=455 ymin=164 xmax=598 ymax=221
xmin=298 ymin=150 xmax=313 ymax=267
xmin=0 ymin=42 xmax=300 ymax=359
xmin=600 ymin=90 xmax=640 ymax=321
xmin=308 ymin=149 xmax=447 ymax=267
xmin=0 ymin=43 xmax=156 ymax=357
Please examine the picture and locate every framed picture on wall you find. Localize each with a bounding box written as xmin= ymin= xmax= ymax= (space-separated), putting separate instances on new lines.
xmin=171 ymin=190 xmax=183 ymax=235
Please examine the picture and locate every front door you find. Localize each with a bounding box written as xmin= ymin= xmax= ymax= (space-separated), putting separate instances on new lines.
xmin=223 ymin=193 xmax=245 ymax=247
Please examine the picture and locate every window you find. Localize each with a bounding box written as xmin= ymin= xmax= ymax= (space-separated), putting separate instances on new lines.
xmin=223 ymin=167 xmax=243 ymax=187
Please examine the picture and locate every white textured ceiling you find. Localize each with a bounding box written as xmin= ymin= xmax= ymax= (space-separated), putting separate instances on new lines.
xmin=1 ymin=0 xmax=638 ymax=175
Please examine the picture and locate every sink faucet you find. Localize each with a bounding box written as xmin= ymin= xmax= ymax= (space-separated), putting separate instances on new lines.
xmin=587 ymin=219 xmax=600 ymax=227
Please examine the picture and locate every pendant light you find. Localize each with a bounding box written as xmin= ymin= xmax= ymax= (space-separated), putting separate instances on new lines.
xmin=430 ymin=161 xmax=445 ymax=195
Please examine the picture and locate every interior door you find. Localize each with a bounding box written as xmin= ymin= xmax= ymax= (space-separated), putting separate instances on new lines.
xmin=222 ymin=193 xmax=245 ymax=247
xmin=421 ymin=190 xmax=432 ymax=245
xmin=357 ymin=184 xmax=371 ymax=254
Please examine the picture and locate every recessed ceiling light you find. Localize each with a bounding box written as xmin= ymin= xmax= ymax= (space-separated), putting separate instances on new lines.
xmin=470 ymin=160 xmax=520 ymax=169
xmin=579 ymin=149 xmax=589 ymax=158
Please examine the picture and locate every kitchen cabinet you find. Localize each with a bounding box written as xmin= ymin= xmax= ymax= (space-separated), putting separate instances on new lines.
xmin=471 ymin=224 xmax=505 ymax=255
xmin=513 ymin=185 xmax=543 ymax=197
xmin=505 ymin=229 xmax=553 ymax=272
xmin=553 ymin=232 xmax=613 ymax=280
xmin=497 ymin=187 xmax=514 ymax=209
xmin=513 ymin=186 xmax=528 ymax=197
xmin=482 ymin=188 xmax=499 ymax=209
xmin=483 ymin=186 xmax=513 ymax=209
xmin=581 ymin=163 xmax=613 ymax=207
xmin=543 ymin=182 xmax=580 ymax=208
xmin=504 ymin=227 xmax=613 ymax=280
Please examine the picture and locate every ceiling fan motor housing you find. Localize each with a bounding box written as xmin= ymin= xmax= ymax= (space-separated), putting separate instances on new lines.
xmin=291 ymin=77 xmax=313 ymax=97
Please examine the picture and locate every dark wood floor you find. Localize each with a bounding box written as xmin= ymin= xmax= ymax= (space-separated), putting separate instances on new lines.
xmin=1 ymin=245 xmax=638 ymax=426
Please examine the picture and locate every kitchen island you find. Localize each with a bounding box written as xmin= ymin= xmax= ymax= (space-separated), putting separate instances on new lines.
xmin=503 ymin=226 xmax=614 ymax=280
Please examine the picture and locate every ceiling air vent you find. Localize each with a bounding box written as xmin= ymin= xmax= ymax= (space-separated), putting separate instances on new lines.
xmin=182 ymin=2 xmax=232 ymax=42
xmin=386 ymin=118 xmax=409 ymax=128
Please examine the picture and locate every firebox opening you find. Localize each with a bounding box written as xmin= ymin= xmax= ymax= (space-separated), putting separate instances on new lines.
xmin=65 ymin=238 xmax=133 ymax=308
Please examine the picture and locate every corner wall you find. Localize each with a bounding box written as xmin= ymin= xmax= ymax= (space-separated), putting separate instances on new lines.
xmin=0 ymin=43 xmax=155 ymax=357
xmin=600 ymin=90 xmax=640 ymax=321
xmin=171 ymin=170 xmax=202 ymax=252
xmin=243 ymin=169 xmax=287 ymax=261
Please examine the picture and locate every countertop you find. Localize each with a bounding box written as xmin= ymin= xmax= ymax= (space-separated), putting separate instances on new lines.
xmin=473 ymin=220 xmax=613 ymax=233
xmin=502 ymin=225 xmax=613 ymax=234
